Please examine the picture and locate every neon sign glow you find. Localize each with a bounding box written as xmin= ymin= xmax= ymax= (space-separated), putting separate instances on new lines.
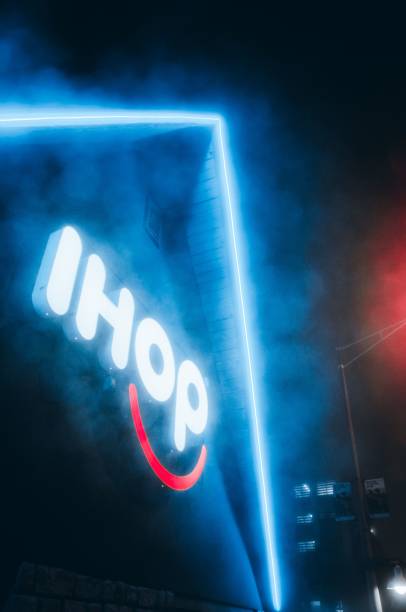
xmin=4 ymin=110 xmax=282 ymax=610
xmin=129 ymin=383 xmax=207 ymax=491
xmin=32 ymin=225 xmax=208 ymax=491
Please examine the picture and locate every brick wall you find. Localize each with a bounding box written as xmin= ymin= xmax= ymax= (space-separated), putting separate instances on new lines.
xmin=3 ymin=564 xmax=254 ymax=612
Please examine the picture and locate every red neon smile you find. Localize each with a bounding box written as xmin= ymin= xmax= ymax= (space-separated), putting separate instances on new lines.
xmin=129 ymin=383 xmax=207 ymax=491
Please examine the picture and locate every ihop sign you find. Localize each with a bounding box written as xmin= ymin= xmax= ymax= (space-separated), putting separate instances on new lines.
xmin=32 ymin=226 xmax=208 ymax=491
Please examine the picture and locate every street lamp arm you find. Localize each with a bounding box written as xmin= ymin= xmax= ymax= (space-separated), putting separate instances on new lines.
xmin=336 ymin=316 xmax=406 ymax=352
xmin=338 ymin=319 xmax=406 ymax=369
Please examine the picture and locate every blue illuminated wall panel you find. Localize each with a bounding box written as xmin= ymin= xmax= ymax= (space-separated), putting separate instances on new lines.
xmin=0 ymin=112 xmax=280 ymax=611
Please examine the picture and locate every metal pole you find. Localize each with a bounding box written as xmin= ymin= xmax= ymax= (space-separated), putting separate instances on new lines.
xmin=339 ymin=364 xmax=382 ymax=612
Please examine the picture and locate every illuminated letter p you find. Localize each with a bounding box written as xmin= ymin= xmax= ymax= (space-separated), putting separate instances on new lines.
xmin=174 ymin=360 xmax=208 ymax=452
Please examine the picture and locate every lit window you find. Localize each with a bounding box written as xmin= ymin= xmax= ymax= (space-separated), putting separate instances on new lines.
xmin=310 ymin=601 xmax=321 ymax=608
xmin=317 ymin=481 xmax=335 ymax=496
xmin=294 ymin=483 xmax=311 ymax=498
xmin=296 ymin=513 xmax=314 ymax=524
xmin=298 ymin=540 xmax=316 ymax=553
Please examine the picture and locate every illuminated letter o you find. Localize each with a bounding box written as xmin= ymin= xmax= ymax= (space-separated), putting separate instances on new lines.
xmin=135 ymin=317 xmax=176 ymax=402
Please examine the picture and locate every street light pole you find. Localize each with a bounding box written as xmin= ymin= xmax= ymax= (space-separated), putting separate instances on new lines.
xmin=337 ymin=317 xmax=406 ymax=612
xmin=339 ymin=363 xmax=381 ymax=612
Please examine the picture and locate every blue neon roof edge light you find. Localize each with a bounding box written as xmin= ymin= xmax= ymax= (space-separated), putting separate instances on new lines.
xmin=0 ymin=109 xmax=282 ymax=611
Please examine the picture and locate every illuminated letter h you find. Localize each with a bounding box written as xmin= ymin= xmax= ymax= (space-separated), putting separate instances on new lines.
xmin=75 ymin=254 xmax=135 ymax=369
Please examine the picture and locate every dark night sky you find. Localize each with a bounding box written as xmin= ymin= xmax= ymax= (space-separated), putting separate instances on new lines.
xmin=1 ymin=4 xmax=406 ymax=610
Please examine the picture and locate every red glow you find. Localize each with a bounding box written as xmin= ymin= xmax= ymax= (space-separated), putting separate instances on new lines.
xmin=128 ymin=383 xmax=207 ymax=491
xmin=361 ymin=207 xmax=406 ymax=374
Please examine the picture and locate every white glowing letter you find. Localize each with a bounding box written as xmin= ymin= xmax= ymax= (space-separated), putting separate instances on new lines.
xmin=76 ymin=254 xmax=134 ymax=369
xmin=134 ymin=317 xmax=176 ymax=402
xmin=174 ymin=360 xmax=208 ymax=452
xmin=32 ymin=225 xmax=82 ymax=316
